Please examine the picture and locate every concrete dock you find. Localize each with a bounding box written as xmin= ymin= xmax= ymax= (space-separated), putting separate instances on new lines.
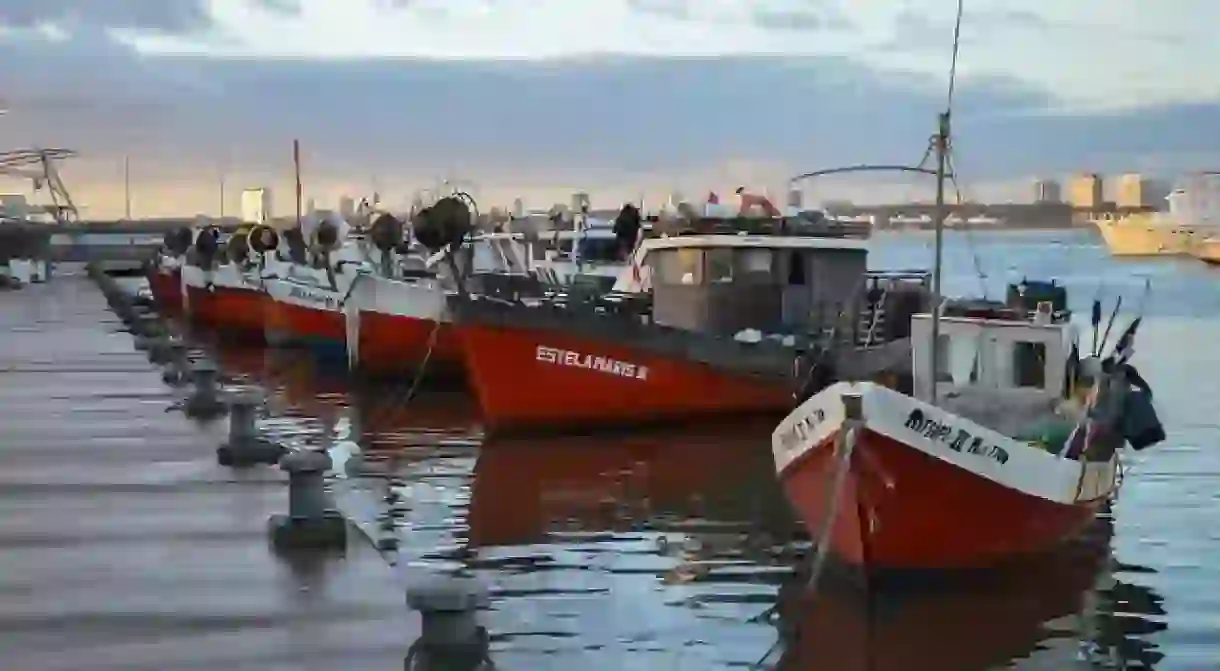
xmin=0 ymin=272 xmax=416 ymax=671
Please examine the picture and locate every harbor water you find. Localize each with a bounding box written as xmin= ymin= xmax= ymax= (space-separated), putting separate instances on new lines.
xmin=3 ymin=229 xmax=1217 ymax=670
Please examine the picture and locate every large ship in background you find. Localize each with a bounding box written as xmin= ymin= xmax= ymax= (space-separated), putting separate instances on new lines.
xmin=1095 ymin=172 xmax=1220 ymax=257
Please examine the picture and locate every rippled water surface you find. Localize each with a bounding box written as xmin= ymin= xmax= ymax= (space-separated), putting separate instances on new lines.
xmin=18 ymin=231 xmax=1220 ymax=670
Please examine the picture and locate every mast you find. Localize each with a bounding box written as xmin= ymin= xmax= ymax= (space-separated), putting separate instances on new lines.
xmin=928 ymin=111 xmax=950 ymax=407
xmin=928 ymin=0 xmax=964 ymax=407
xmin=293 ymin=139 xmax=302 ymax=229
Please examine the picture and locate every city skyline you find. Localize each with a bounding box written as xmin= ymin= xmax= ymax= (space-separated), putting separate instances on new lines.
xmin=2 ymin=1 xmax=1218 ymax=218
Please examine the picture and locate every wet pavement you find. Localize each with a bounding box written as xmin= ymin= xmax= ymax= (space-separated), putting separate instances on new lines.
xmin=0 ymin=272 xmax=416 ymax=671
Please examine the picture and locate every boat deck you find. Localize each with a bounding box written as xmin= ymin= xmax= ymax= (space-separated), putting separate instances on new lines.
xmin=0 ymin=273 xmax=416 ymax=671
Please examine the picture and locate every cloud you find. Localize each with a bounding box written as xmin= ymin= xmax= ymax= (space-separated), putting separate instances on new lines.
xmin=0 ymin=4 xmax=1217 ymax=217
xmin=0 ymin=0 xmax=214 ymax=33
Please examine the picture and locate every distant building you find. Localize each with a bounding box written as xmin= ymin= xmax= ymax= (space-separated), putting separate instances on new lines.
xmin=510 ymin=197 xmax=524 ymax=219
xmin=1067 ymin=174 xmax=1104 ymax=209
xmin=338 ymin=195 xmax=355 ymax=220
xmin=1116 ymin=173 xmax=1171 ymax=209
xmin=240 ymin=187 xmax=272 ymax=225
xmin=1032 ymin=179 xmax=1061 ymax=204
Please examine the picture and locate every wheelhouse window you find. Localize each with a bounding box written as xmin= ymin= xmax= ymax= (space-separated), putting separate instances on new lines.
xmin=653 ymin=248 xmax=703 ymax=285
xmin=576 ymin=236 xmax=622 ymax=263
xmin=705 ymin=248 xmax=734 ymax=283
xmin=735 ymin=248 xmax=774 ymax=282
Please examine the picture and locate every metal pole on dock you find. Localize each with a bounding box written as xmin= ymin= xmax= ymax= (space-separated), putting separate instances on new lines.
xmin=293 ymin=139 xmax=302 ymax=228
xmin=123 ymin=155 xmax=131 ymax=220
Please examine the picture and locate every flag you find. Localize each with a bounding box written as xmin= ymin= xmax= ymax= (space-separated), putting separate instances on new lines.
xmin=707 ymin=191 xmax=719 ymax=204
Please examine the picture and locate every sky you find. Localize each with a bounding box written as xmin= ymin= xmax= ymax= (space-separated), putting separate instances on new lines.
xmin=0 ymin=0 xmax=1217 ymax=218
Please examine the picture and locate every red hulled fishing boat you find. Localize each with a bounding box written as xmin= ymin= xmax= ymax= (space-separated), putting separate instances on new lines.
xmin=450 ymin=200 xmax=932 ymax=435
xmin=180 ymin=224 xmax=283 ymax=338
xmin=770 ymin=112 xmax=1166 ymax=578
xmin=146 ymin=227 xmax=192 ymax=312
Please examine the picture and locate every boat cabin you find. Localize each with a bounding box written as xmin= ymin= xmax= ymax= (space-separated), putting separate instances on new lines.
xmin=626 ymin=217 xmax=928 ymax=340
xmin=912 ymin=300 xmax=1073 ymax=405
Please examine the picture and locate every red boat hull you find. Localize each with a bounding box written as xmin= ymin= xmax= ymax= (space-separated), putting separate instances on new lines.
xmin=459 ymin=322 xmax=793 ymax=434
xmin=356 ymin=309 xmax=465 ymax=381
xmin=264 ymin=297 xmax=346 ymax=349
xmin=148 ymin=268 xmax=182 ymax=313
xmin=779 ymin=428 xmax=1102 ymax=575
xmin=184 ymin=284 xmax=267 ymax=338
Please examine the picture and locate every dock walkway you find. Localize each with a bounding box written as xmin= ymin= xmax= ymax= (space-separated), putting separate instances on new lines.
xmin=0 ymin=272 xmax=415 ymax=671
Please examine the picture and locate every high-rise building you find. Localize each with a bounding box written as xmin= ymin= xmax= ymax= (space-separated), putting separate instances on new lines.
xmin=1032 ymin=179 xmax=1061 ymax=203
xmin=1067 ymin=174 xmax=1104 ymax=209
xmin=240 ymin=187 xmax=272 ymax=224
xmin=1115 ymin=173 xmax=1169 ymax=208
xmin=510 ymin=197 xmax=524 ymax=219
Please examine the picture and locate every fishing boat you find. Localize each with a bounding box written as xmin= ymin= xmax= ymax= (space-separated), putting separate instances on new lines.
xmin=179 ymin=223 xmax=288 ymax=338
xmin=344 ymin=193 xmax=645 ymax=381
xmin=146 ymin=227 xmax=191 ymax=311
xmin=448 ymin=202 xmax=933 ymax=434
xmin=261 ymin=211 xmax=371 ymax=355
xmin=770 ymin=111 xmax=1166 ymax=578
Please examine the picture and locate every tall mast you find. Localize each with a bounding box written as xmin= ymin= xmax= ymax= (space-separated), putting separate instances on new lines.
xmin=928 ymin=0 xmax=964 ymax=408
xmin=928 ymin=112 xmax=950 ymax=407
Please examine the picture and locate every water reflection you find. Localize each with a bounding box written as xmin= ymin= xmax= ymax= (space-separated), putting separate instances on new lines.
xmin=768 ymin=511 xmax=1166 ymax=671
xmin=202 ymin=337 xmax=1172 ymax=670
xmin=469 ymin=426 xmax=797 ymax=548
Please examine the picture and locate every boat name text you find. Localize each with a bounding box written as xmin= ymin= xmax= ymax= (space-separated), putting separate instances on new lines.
xmin=288 ymin=285 xmax=338 ymax=309
xmin=777 ymin=407 xmax=827 ymax=455
xmin=904 ymin=408 xmax=1009 ymax=465
xmin=535 ymin=345 xmax=649 ymax=380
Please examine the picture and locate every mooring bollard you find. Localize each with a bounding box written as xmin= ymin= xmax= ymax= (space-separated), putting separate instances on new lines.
xmin=183 ymin=360 xmax=227 ymax=419
xmin=269 ymin=449 xmax=347 ymax=551
xmin=131 ymin=313 xmax=165 ymax=338
xmin=376 ymin=510 xmax=399 ymax=552
xmin=216 ymin=389 xmax=285 ymax=467
xmin=160 ymin=342 xmax=191 ymax=386
xmin=404 ymin=575 xmax=492 ymax=671
xmin=144 ymin=335 xmax=180 ymax=365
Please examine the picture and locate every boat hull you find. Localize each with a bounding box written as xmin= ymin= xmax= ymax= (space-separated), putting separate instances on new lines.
xmin=774 ymin=382 xmax=1115 ymax=575
xmin=1190 ymin=237 xmax=1220 ymax=265
xmin=147 ymin=266 xmax=182 ymax=313
xmin=262 ymin=274 xmax=348 ymax=357
xmin=346 ymin=275 xmax=465 ymax=382
xmin=458 ymin=320 xmax=793 ymax=434
xmin=1095 ymin=217 xmax=1196 ymax=256
xmin=180 ymin=264 xmax=267 ymax=339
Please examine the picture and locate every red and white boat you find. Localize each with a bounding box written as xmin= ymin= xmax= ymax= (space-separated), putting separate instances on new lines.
xmin=771 ymin=119 xmax=1165 ymax=577
xmin=180 ymin=225 xmax=287 ymax=339
xmin=261 ymin=212 xmax=371 ymax=356
xmin=449 ymin=205 xmax=930 ymax=435
xmin=344 ymin=196 xmax=639 ymax=381
xmin=146 ymin=227 xmax=193 ymax=312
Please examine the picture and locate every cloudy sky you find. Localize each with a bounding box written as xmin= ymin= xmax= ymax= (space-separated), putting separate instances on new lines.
xmin=0 ymin=0 xmax=1216 ymax=217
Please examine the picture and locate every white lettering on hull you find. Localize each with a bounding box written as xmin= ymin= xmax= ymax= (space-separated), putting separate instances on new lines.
xmin=535 ymin=345 xmax=649 ymax=380
xmin=288 ymin=285 xmax=339 ymax=309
